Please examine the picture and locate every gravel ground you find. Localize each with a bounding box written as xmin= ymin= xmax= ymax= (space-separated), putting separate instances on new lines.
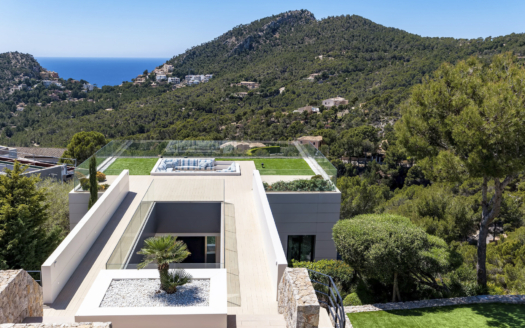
xmin=100 ymin=278 xmax=210 ymax=307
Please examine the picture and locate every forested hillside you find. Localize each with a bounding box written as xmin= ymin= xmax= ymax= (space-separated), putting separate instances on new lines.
xmin=1 ymin=10 xmax=525 ymax=146
xmin=0 ymin=52 xmax=43 ymax=99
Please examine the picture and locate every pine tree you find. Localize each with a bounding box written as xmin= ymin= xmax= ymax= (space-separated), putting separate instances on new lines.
xmin=88 ymin=155 xmax=98 ymax=209
xmin=0 ymin=161 xmax=61 ymax=269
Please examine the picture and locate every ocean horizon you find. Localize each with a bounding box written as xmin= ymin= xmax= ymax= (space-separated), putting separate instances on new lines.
xmin=36 ymin=57 xmax=169 ymax=87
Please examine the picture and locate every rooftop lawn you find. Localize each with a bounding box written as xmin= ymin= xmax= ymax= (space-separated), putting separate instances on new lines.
xmin=102 ymin=157 xmax=315 ymax=176
xmin=347 ymin=303 xmax=525 ymax=328
xmin=105 ymin=158 xmax=158 ymax=175
xmin=218 ymin=158 xmax=314 ymax=175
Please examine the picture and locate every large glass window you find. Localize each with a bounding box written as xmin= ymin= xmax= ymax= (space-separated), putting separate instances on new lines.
xmin=287 ymin=235 xmax=315 ymax=263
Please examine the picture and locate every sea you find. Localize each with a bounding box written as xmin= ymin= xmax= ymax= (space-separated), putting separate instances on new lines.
xmin=36 ymin=57 xmax=169 ymax=87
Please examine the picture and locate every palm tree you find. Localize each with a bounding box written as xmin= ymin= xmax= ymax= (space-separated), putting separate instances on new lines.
xmin=137 ymin=235 xmax=191 ymax=291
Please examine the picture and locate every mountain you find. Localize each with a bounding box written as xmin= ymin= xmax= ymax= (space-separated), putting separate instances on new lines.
xmin=1 ymin=10 xmax=524 ymax=147
xmin=0 ymin=52 xmax=43 ymax=99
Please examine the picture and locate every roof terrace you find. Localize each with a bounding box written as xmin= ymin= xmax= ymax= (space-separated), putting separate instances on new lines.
xmin=73 ymin=139 xmax=337 ymax=189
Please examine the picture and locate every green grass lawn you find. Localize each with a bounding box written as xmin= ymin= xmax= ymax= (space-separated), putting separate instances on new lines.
xmin=105 ymin=158 xmax=159 ymax=175
xmin=218 ymin=158 xmax=314 ymax=175
xmin=347 ymin=303 xmax=525 ymax=328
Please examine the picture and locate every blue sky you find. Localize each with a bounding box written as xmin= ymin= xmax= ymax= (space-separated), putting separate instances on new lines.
xmin=1 ymin=0 xmax=523 ymax=58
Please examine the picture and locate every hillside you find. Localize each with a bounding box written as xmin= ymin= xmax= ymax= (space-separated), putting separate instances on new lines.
xmin=1 ymin=10 xmax=525 ymax=147
xmin=0 ymin=52 xmax=43 ymax=99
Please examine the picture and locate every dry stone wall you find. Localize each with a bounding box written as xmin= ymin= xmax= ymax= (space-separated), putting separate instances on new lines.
xmin=278 ymin=268 xmax=320 ymax=328
xmin=0 ymin=270 xmax=42 ymax=324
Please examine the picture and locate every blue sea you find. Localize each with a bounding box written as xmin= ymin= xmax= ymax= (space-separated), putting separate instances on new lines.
xmin=36 ymin=57 xmax=169 ymax=87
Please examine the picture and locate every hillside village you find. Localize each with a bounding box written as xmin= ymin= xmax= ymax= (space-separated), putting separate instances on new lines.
xmin=133 ymin=63 xmax=213 ymax=88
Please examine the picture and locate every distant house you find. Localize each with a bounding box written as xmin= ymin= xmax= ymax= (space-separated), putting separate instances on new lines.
xmin=153 ymin=68 xmax=164 ymax=75
xmin=42 ymin=80 xmax=53 ymax=87
xmin=297 ymin=136 xmax=323 ymax=149
xmin=134 ymin=77 xmax=146 ymax=84
xmin=279 ymin=87 xmax=285 ymax=94
xmin=163 ymin=64 xmax=174 ymax=72
xmin=49 ymin=71 xmax=59 ymax=78
xmin=156 ymin=74 xmax=167 ymax=82
xmin=293 ymin=106 xmax=320 ymax=114
xmin=322 ymin=97 xmax=348 ymax=108
xmin=168 ymin=77 xmax=180 ymax=84
xmin=16 ymin=106 xmax=24 ymax=111
xmin=83 ymin=83 xmax=95 ymax=91
xmin=240 ymin=81 xmax=260 ymax=89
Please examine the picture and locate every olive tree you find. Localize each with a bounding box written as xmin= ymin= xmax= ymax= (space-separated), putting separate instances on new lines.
xmin=333 ymin=214 xmax=454 ymax=301
xmin=396 ymin=53 xmax=525 ymax=287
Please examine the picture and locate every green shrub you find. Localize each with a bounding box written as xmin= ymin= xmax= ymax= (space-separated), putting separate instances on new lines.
xmin=292 ymin=259 xmax=354 ymax=299
xmin=246 ymin=146 xmax=281 ymax=156
xmin=160 ymin=269 xmax=192 ymax=294
xmin=311 ymin=175 xmax=323 ymax=180
xmin=264 ymin=179 xmax=335 ymax=192
xmin=343 ymin=293 xmax=363 ymax=306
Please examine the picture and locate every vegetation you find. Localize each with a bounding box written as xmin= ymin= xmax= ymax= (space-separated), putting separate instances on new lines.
xmin=96 ymin=171 xmax=106 ymax=182
xmin=334 ymin=214 xmax=456 ymax=302
xmin=88 ymin=156 xmax=98 ymax=209
xmin=37 ymin=178 xmax=74 ymax=239
xmin=61 ymin=131 xmax=107 ymax=165
xmin=137 ymin=236 xmax=191 ymax=294
xmin=347 ymin=303 xmax=525 ymax=328
xmin=1 ymin=11 xmax=524 ymax=146
xmin=0 ymin=162 xmax=61 ymax=269
xmin=160 ymin=269 xmax=193 ymax=294
xmin=396 ymin=53 xmax=525 ymax=288
xmin=291 ymin=259 xmax=354 ymax=300
xmin=105 ymin=158 xmax=159 ymax=175
xmin=264 ymin=178 xmax=335 ymax=192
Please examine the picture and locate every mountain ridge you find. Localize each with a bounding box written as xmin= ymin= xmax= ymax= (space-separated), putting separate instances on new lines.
xmin=1 ymin=10 xmax=525 ymax=147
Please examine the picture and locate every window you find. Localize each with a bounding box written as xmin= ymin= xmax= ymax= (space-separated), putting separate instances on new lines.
xmin=206 ymin=236 xmax=216 ymax=263
xmin=287 ymin=235 xmax=315 ymax=263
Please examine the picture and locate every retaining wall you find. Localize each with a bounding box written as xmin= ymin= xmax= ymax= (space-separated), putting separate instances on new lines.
xmin=0 ymin=270 xmax=42 ymax=324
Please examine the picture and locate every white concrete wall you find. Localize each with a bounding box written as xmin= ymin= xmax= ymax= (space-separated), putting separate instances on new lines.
xmin=252 ymin=171 xmax=288 ymax=299
xmin=75 ymin=269 xmax=227 ymax=328
xmin=69 ymin=191 xmax=104 ymax=230
xmin=266 ymin=190 xmax=341 ymax=260
xmin=42 ymin=170 xmax=130 ymax=304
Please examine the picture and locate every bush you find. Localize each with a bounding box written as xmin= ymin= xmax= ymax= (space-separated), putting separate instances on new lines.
xmin=264 ymin=179 xmax=335 ymax=192
xmin=246 ymin=146 xmax=281 ymax=156
xmin=292 ymin=259 xmax=354 ymax=294
xmin=343 ymin=293 xmax=363 ymax=306
xmin=96 ymin=171 xmax=106 ymax=182
xmin=160 ymin=269 xmax=192 ymax=294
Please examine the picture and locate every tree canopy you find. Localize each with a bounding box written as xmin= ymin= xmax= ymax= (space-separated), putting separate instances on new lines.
xmin=0 ymin=162 xmax=61 ymax=269
xmin=396 ymin=53 xmax=525 ymax=287
xmin=333 ymin=213 xmax=456 ymax=299
xmin=61 ymin=131 xmax=107 ymax=164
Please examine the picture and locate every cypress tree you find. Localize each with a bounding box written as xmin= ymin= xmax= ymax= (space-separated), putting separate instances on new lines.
xmin=88 ymin=155 xmax=98 ymax=209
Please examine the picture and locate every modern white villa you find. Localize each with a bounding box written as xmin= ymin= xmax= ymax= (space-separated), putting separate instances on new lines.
xmin=39 ymin=140 xmax=343 ymax=328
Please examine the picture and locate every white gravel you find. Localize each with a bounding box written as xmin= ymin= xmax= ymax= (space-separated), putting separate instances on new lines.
xmin=100 ymin=278 xmax=210 ymax=307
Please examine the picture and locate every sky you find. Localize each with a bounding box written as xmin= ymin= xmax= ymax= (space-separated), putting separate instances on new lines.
xmin=1 ymin=0 xmax=524 ymax=58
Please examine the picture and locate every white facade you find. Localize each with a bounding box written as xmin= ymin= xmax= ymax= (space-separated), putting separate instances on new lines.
xmin=168 ymin=77 xmax=180 ymax=84
xmin=156 ymin=74 xmax=167 ymax=81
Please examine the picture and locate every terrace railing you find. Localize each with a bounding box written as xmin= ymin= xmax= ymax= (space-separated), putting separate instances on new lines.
xmin=307 ymin=269 xmax=346 ymax=328
xmin=73 ymin=139 xmax=338 ymax=189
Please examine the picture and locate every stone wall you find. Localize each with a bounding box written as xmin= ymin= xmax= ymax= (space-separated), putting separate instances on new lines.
xmin=0 ymin=270 xmax=43 ymax=324
xmin=278 ymin=268 xmax=320 ymax=328
xmin=0 ymin=324 xmax=112 ymax=328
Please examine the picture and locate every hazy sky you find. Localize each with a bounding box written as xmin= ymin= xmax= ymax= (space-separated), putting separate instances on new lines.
xmin=1 ymin=0 xmax=524 ymax=58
